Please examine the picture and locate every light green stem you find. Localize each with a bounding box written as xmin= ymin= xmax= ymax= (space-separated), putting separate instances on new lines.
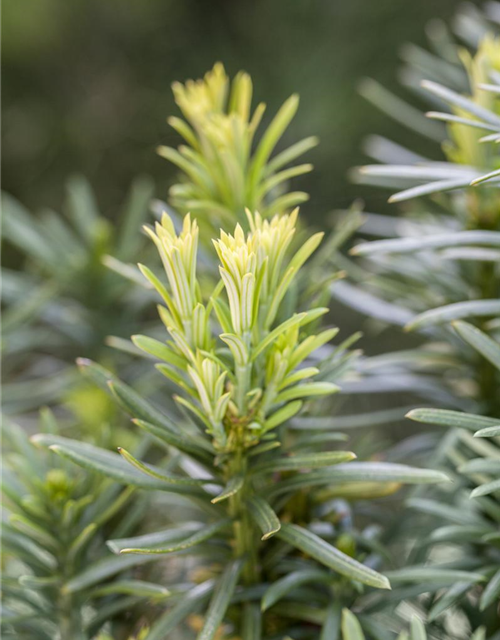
xmin=227 ymin=449 xmax=260 ymax=585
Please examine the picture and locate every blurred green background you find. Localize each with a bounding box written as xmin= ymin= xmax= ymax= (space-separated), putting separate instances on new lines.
xmin=3 ymin=0 xmax=462 ymax=226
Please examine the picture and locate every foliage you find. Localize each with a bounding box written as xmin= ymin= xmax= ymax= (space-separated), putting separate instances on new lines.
xmin=1 ymin=173 xmax=169 ymax=639
xmin=340 ymin=609 xmax=486 ymax=640
xmin=2 ymin=175 xmax=155 ymax=415
xmin=1 ymin=413 xmax=161 ymax=640
xmin=4 ymin=4 xmax=500 ymax=639
xmin=340 ymin=3 xmax=500 ymax=637
xmin=30 ymin=66 xmax=452 ymax=640
xmin=159 ymin=63 xmax=316 ymax=230
xmin=407 ymin=323 xmax=500 ymax=619
xmin=37 ymin=209 xmax=449 ymax=639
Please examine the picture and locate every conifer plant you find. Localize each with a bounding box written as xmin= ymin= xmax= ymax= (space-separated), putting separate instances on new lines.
xmin=342 ymin=3 xmax=500 ymax=636
xmin=34 ymin=66 xmax=450 ymax=639
xmin=1 ymin=414 xmax=161 ymax=640
xmin=38 ymin=207 xmax=449 ymax=640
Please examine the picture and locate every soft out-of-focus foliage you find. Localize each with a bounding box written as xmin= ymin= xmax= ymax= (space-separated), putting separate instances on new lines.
xmin=2 ymin=175 xmax=155 ymax=416
xmin=1 ymin=413 xmax=161 ymax=640
xmin=341 ymin=3 xmax=500 ymax=638
xmin=406 ymin=323 xmax=500 ymax=624
xmin=340 ymin=609 xmax=486 ymax=640
xmin=1 ymin=173 xmax=170 ymax=639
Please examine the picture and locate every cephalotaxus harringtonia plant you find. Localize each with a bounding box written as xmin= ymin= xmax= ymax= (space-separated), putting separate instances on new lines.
xmin=158 ymin=60 xmax=361 ymax=337
xmin=1 ymin=176 xmax=172 ymax=639
xmin=158 ymin=63 xmax=316 ymax=231
xmin=406 ymin=322 xmax=500 ymax=626
xmin=34 ymin=207 xmax=449 ymax=640
xmin=1 ymin=414 xmax=165 ymax=640
xmin=341 ymin=16 xmax=500 ymax=420
xmin=345 ymin=30 xmax=500 ymax=355
xmin=2 ymin=174 xmax=154 ymax=416
xmin=336 ymin=6 xmax=500 ymax=638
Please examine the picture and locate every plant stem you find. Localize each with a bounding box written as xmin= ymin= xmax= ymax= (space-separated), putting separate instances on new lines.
xmin=227 ymin=448 xmax=260 ymax=585
xmin=60 ymin=592 xmax=83 ymax=640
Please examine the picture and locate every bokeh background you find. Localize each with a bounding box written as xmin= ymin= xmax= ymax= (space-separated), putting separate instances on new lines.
xmin=3 ymin=0 xmax=462 ymax=227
